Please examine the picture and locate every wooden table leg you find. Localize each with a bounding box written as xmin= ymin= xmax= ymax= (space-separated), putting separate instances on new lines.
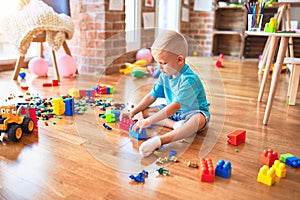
xmin=258 ymin=37 xmax=270 ymax=75
xmin=258 ymin=36 xmax=279 ymax=102
xmin=263 ymin=37 xmax=289 ymax=125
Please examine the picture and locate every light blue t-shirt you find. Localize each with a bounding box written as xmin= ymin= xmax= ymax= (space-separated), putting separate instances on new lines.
xmin=150 ymin=64 xmax=210 ymax=120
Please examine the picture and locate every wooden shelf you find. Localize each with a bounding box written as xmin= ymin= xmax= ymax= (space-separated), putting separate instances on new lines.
xmin=212 ymin=1 xmax=279 ymax=58
xmin=213 ymin=30 xmax=243 ymax=35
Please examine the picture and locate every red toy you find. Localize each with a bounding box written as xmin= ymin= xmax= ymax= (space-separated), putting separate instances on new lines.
xmin=219 ymin=53 xmax=224 ymax=59
xmin=199 ymin=158 xmax=214 ymax=182
xmin=42 ymin=83 xmax=52 ymax=87
xmin=260 ymin=149 xmax=278 ymax=167
xmin=215 ymin=60 xmax=222 ymax=68
xmin=227 ymin=130 xmax=246 ymax=146
xmin=119 ymin=117 xmax=135 ymax=131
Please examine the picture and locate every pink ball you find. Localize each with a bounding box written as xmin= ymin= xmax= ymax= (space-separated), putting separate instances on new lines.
xmin=219 ymin=53 xmax=224 ymax=59
xmin=136 ymin=48 xmax=153 ymax=64
xmin=57 ymin=55 xmax=77 ymax=77
xmin=28 ymin=57 xmax=49 ymax=77
xmin=215 ymin=60 xmax=222 ymax=68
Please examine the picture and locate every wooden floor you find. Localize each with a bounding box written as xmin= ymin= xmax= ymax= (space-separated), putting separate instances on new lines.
xmin=0 ymin=57 xmax=299 ymax=199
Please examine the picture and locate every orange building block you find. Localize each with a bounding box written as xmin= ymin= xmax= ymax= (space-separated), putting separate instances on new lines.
xmin=199 ymin=158 xmax=214 ymax=182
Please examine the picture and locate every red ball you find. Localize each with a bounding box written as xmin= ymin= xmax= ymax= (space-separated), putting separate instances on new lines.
xmin=219 ymin=53 xmax=224 ymax=59
xmin=215 ymin=60 xmax=222 ymax=68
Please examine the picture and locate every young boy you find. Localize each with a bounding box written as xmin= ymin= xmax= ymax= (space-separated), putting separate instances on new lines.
xmin=124 ymin=30 xmax=210 ymax=157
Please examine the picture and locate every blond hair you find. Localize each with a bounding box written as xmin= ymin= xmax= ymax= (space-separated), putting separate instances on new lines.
xmin=151 ymin=30 xmax=188 ymax=58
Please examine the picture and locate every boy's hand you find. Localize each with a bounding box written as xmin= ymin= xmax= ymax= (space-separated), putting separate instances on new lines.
xmin=132 ymin=118 xmax=152 ymax=133
xmin=121 ymin=112 xmax=131 ymax=120
xmin=121 ymin=111 xmax=135 ymax=120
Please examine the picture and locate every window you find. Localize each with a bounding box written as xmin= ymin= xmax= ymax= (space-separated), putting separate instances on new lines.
xmin=125 ymin=0 xmax=141 ymax=51
xmin=157 ymin=0 xmax=180 ymax=31
xmin=0 ymin=0 xmax=38 ymax=66
xmin=0 ymin=1 xmax=18 ymax=41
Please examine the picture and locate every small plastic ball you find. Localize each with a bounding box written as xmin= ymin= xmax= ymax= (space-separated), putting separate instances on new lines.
xmin=215 ymin=60 xmax=222 ymax=68
xmin=57 ymin=55 xmax=77 ymax=77
xmin=136 ymin=48 xmax=153 ymax=64
xmin=219 ymin=53 xmax=224 ymax=59
xmin=28 ymin=57 xmax=49 ymax=77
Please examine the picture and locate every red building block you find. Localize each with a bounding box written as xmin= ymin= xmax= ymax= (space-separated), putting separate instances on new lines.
xmin=119 ymin=118 xmax=134 ymax=131
xmin=42 ymin=83 xmax=52 ymax=87
xmin=79 ymin=90 xmax=86 ymax=97
xmin=260 ymin=149 xmax=279 ymax=167
xmin=227 ymin=130 xmax=246 ymax=146
xmin=52 ymin=80 xmax=59 ymax=86
xmin=199 ymin=158 xmax=214 ymax=182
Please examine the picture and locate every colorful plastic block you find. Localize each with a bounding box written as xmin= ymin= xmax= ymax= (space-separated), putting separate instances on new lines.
xmin=260 ymin=149 xmax=278 ymax=167
xmin=119 ymin=118 xmax=133 ymax=131
xmin=111 ymin=110 xmax=120 ymax=121
xmin=68 ymin=88 xmax=79 ymax=98
xmin=129 ymin=124 xmax=147 ymax=140
xmin=157 ymin=167 xmax=169 ymax=176
xmin=286 ymin=156 xmax=300 ymax=168
xmin=227 ymin=129 xmax=246 ymax=146
xmin=199 ymin=158 xmax=214 ymax=182
xmin=86 ymin=89 xmax=92 ymax=97
xmin=51 ymin=98 xmax=65 ymax=116
xmin=105 ymin=109 xmax=115 ymax=123
xmin=272 ymin=160 xmax=286 ymax=178
xmin=97 ymin=85 xmax=114 ymax=94
xmin=169 ymin=150 xmax=177 ymax=157
xmin=264 ymin=17 xmax=278 ymax=33
xmin=215 ymin=159 xmax=231 ymax=179
xmin=257 ymin=165 xmax=276 ymax=186
xmin=280 ymin=153 xmax=294 ymax=163
xmin=79 ymin=90 xmax=86 ymax=97
xmin=52 ymin=80 xmax=59 ymax=86
xmin=63 ymin=98 xmax=74 ymax=116
xmin=103 ymin=123 xmax=112 ymax=130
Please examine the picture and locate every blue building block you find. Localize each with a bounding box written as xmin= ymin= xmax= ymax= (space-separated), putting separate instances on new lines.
xmin=103 ymin=123 xmax=112 ymax=130
xmin=286 ymin=156 xmax=300 ymax=168
xmin=129 ymin=170 xmax=148 ymax=183
xmin=111 ymin=110 xmax=120 ymax=121
xmin=86 ymin=89 xmax=92 ymax=97
xmin=169 ymin=150 xmax=177 ymax=157
xmin=129 ymin=124 xmax=147 ymax=140
xmin=63 ymin=98 xmax=74 ymax=116
xmin=215 ymin=159 xmax=231 ymax=179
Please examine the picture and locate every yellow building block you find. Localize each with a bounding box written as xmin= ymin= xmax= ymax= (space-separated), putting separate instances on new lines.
xmin=257 ymin=165 xmax=276 ymax=186
xmin=69 ymin=88 xmax=80 ymax=98
xmin=51 ymin=98 xmax=65 ymax=116
xmin=272 ymin=160 xmax=286 ymax=178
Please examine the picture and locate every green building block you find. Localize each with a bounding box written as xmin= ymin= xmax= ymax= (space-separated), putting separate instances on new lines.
xmin=280 ymin=153 xmax=294 ymax=163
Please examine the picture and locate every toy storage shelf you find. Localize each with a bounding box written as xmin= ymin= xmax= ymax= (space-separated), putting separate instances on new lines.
xmin=212 ymin=6 xmax=246 ymax=58
xmin=212 ymin=4 xmax=278 ymax=58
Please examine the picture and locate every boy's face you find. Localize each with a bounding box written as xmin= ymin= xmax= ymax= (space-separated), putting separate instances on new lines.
xmin=154 ymin=51 xmax=184 ymax=76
